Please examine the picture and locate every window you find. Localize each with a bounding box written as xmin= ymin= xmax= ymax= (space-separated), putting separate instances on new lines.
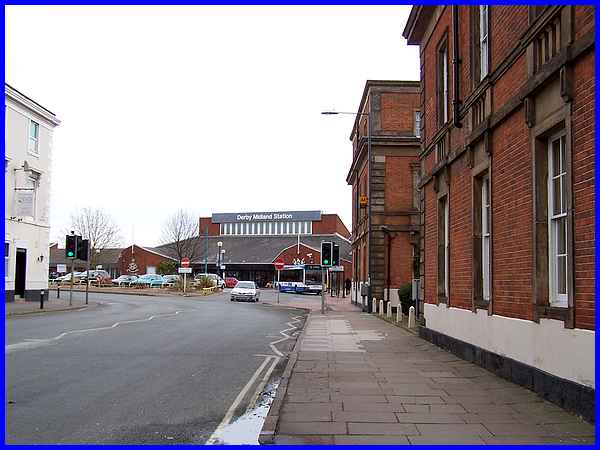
xmin=4 ymin=242 xmax=9 ymax=278
xmin=308 ymin=222 xmax=313 ymax=234
xmin=481 ymin=174 xmax=491 ymax=302
xmin=414 ymin=111 xmax=421 ymax=138
xmin=479 ymin=6 xmax=489 ymax=80
xmin=548 ymin=134 xmax=568 ymax=306
xmin=438 ymin=196 xmax=449 ymax=300
xmin=437 ymin=40 xmax=449 ymax=125
xmin=28 ymin=120 xmax=39 ymax=154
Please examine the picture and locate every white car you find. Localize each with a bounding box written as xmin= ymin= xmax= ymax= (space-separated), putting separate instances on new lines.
xmin=230 ymin=281 xmax=260 ymax=302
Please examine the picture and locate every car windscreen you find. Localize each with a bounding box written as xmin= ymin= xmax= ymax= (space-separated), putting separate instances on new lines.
xmin=236 ymin=282 xmax=255 ymax=289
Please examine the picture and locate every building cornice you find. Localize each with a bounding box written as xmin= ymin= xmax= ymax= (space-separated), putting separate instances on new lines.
xmin=5 ymin=83 xmax=61 ymax=127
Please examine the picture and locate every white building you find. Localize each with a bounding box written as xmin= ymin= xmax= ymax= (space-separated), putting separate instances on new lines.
xmin=5 ymin=84 xmax=60 ymax=302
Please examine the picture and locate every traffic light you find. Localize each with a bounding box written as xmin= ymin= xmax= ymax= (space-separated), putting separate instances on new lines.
xmin=77 ymin=239 xmax=89 ymax=261
xmin=65 ymin=234 xmax=77 ymax=258
xmin=321 ymin=241 xmax=332 ymax=267
xmin=332 ymin=243 xmax=340 ymax=266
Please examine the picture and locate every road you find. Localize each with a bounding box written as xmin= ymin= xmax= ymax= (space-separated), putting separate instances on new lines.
xmin=5 ymin=289 xmax=307 ymax=444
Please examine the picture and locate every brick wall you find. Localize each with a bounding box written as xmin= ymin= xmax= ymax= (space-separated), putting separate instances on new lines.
xmin=385 ymin=156 xmax=416 ymax=211
xmin=380 ymin=92 xmax=419 ymax=133
xmin=572 ymin=49 xmax=595 ymax=329
xmin=118 ymin=246 xmax=173 ymax=275
xmin=491 ymin=110 xmax=534 ymax=321
xmin=199 ymin=217 xmax=220 ymax=236
xmin=312 ymin=214 xmax=350 ymax=237
xmin=412 ymin=5 xmax=594 ymax=329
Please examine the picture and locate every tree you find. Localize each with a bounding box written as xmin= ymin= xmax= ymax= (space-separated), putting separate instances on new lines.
xmin=160 ymin=209 xmax=199 ymax=264
xmin=67 ymin=207 xmax=122 ymax=267
xmin=157 ymin=260 xmax=177 ymax=275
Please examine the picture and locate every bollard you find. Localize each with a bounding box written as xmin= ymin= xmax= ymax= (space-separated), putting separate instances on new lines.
xmin=379 ymin=299 xmax=384 ymax=316
xmin=408 ymin=306 xmax=416 ymax=328
xmin=396 ymin=305 xmax=403 ymax=323
xmin=387 ymin=302 xmax=392 ymax=319
xmin=372 ymin=298 xmax=377 ymax=314
xmin=40 ymin=290 xmax=45 ymax=310
xmin=57 ymin=285 xmax=60 ymax=299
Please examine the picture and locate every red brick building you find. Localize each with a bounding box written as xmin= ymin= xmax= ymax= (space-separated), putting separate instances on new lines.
xmin=404 ymin=5 xmax=594 ymax=420
xmin=118 ymin=245 xmax=176 ymax=276
xmin=347 ymin=81 xmax=421 ymax=311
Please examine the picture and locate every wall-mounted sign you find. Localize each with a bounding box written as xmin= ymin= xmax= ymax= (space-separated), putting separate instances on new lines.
xmin=212 ymin=210 xmax=321 ymax=224
xmin=359 ymin=195 xmax=368 ymax=208
xmin=16 ymin=191 xmax=34 ymax=217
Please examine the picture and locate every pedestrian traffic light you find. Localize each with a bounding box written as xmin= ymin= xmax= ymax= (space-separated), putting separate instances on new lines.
xmin=321 ymin=241 xmax=332 ymax=267
xmin=65 ymin=234 xmax=77 ymax=258
xmin=77 ymin=239 xmax=89 ymax=261
xmin=332 ymin=243 xmax=340 ymax=266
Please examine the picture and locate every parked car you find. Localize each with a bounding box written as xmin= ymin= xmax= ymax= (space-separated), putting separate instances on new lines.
xmin=230 ymin=281 xmax=260 ymax=302
xmin=112 ymin=275 xmax=138 ymax=287
xmin=57 ymin=272 xmax=85 ymax=284
xmin=224 ymin=277 xmax=239 ymax=288
xmin=161 ymin=274 xmax=181 ymax=287
xmin=149 ymin=276 xmax=167 ymax=288
xmin=194 ymin=273 xmax=225 ymax=289
xmin=133 ymin=274 xmax=163 ymax=287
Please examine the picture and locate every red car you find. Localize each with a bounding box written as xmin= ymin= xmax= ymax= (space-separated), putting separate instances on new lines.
xmin=225 ymin=277 xmax=239 ymax=288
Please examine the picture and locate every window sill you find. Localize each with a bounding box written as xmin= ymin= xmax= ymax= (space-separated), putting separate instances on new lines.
xmin=27 ymin=151 xmax=40 ymax=158
xmin=537 ymin=305 xmax=568 ymax=321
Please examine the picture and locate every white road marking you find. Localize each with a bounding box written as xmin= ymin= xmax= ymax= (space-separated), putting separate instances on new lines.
xmin=205 ymin=314 xmax=304 ymax=445
xmin=6 ymin=310 xmax=183 ymax=354
xmin=206 ymin=356 xmax=274 ymax=445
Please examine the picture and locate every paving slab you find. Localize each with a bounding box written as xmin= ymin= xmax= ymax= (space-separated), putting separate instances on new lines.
xmin=263 ymin=309 xmax=593 ymax=445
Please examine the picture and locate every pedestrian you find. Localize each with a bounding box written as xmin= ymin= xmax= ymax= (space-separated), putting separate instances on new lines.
xmin=345 ymin=278 xmax=351 ymax=296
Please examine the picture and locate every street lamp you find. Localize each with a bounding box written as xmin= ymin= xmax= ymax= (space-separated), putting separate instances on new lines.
xmin=321 ymin=109 xmax=373 ymax=313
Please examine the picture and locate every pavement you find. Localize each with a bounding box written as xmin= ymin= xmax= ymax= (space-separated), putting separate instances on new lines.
xmin=260 ymin=290 xmax=362 ymax=313
xmin=5 ymin=289 xmax=307 ymax=444
xmin=6 ymin=298 xmax=96 ymax=316
xmin=260 ymin=307 xmax=595 ymax=445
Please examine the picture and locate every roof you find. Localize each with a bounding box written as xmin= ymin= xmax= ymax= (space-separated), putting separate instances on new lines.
xmin=5 ymin=83 xmax=61 ymax=126
xmin=49 ymin=246 xmax=123 ymax=266
xmin=402 ymin=6 xmax=436 ymax=45
xmin=153 ymin=234 xmax=352 ymax=265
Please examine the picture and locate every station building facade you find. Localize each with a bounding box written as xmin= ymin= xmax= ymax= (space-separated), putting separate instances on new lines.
xmin=152 ymin=211 xmax=352 ymax=287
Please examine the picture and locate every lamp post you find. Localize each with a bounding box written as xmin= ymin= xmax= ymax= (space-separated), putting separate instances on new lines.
xmin=322 ymin=110 xmax=373 ymax=313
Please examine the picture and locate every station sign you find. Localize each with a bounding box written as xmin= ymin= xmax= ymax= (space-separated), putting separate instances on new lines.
xmin=212 ymin=210 xmax=321 ymax=223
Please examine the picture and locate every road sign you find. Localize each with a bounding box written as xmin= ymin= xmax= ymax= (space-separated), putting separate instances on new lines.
xmin=274 ymin=259 xmax=285 ymax=270
xmin=181 ymin=258 xmax=190 ymax=268
xmin=178 ymin=267 xmax=192 ymax=274
xmin=57 ymin=264 xmax=67 ymax=273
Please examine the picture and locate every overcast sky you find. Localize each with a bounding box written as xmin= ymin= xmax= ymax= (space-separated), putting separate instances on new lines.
xmin=5 ymin=6 xmax=419 ymax=247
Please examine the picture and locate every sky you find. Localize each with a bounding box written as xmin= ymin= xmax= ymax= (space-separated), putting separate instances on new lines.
xmin=5 ymin=6 xmax=419 ymax=247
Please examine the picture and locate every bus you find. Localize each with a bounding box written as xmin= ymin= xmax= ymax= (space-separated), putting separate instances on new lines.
xmin=277 ymin=264 xmax=322 ymax=294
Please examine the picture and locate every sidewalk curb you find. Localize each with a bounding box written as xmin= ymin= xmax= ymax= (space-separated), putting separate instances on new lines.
xmin=6 ymin=303 xmax=96 ymax=317
xmin=258 ymin=312 xmax=310 ymax=444
xmin=47 ymin=287 xmax=212 ymax=298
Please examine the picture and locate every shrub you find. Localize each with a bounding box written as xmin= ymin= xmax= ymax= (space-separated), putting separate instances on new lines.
xmin=195 ymin=275 xmax=213 ymax=289
xmin=398 ymin=282 xmax=414 ymax=315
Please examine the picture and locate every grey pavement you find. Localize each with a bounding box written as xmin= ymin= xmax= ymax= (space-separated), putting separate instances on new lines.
xmin=263 ymin=310 xmax=595 ymax=445
xmin=5 ymin=289 xmax=307 ymax=444
xmin=260 ymin=290 xmax=362 ymax=313
xmin=6 ymin=298 xmax=95 ymax=317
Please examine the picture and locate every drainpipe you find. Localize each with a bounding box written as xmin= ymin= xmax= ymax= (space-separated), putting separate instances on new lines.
xmin=381 ymin=226 xmax=394 ymax=307
xmin=452 ymin=5 xmax=462 ymax=128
